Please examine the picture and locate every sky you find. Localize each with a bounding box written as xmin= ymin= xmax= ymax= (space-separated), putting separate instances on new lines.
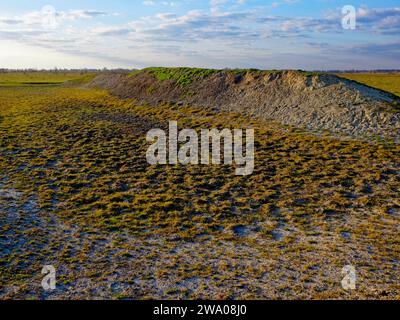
xmin=0 ymin=0 xmax=399 ymax=70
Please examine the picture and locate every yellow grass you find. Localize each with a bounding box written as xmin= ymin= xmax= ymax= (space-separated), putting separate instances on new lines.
xmin=338 ymin=73 xmax=400 ymax=97
xmin=0 ymin=71 xmax=96 ymax=86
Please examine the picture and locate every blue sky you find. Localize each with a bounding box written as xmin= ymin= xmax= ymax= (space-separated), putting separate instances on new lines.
xmin=0 ymin=0 xmax=399 ymax=69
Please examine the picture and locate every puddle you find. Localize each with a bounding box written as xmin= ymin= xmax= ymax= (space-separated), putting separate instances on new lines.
xmin=387 ymin=208 xmax=399 ymax=216
xmin=232 ymin=225 xmax=249 ymax=237
xmin=230 ymin=225 xmax=261 ymax=238
xmin=341 ymin=232 xmax=351 ymax=240
xmin=270 ymin=230 xmax=284 ymax=241
xmin=0 ymin=188 xmax=23 ymax=201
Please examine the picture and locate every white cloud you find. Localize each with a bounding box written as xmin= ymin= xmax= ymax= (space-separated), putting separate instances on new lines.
xmin=143 ymin=1 xmax=178 ymax=7
xmin=0 ymin=5 xmax=399 ymax=69
xmin=91 ymin=26 xmax=133 ymax=36
xmin=0 ymin=9 xmax=108 ymax=29
xmin=143 ymin=1 xmax=156 ymax=6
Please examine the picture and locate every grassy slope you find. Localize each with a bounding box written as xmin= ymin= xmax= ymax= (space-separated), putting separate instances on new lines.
xmin=138 ymin=67 xmax=220 ymax=86
xmin=0 ymin=73 xmax=399 ymax=299
xmin=130 ymin=67 xmax=286 ymax=86
xmin=338 ymin=73 xmax=400 ymax=97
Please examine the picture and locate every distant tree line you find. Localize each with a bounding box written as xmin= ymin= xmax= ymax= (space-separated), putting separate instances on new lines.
xmin=0 ymin=68 xmax=132 ymax=73
xmin=0 ymin=68 xmax=398 ymax=74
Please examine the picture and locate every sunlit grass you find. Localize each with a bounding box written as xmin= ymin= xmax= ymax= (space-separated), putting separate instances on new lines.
xmin=0 ymin=72 xmax=97 ymax=86
xmin=338 ymin=73 xmax=400 ymax=97
xmin=0 ymin=74 xmax=399 ymax=299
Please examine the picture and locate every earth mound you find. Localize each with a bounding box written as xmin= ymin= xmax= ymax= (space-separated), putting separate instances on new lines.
xmin=88 ymin=68 xmax=400 ymax=140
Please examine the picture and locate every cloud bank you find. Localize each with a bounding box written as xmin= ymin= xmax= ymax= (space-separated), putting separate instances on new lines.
xmin=0 ymin=2 xmax=399 ymax=69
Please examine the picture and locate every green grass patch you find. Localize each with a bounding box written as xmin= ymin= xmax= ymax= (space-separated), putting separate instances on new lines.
xmin=143 ymin=67 xmax=220 ymax=86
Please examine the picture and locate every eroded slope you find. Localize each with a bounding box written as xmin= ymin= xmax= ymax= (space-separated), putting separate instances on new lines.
xmin=89 ymin=68 xmax=400 ymax=140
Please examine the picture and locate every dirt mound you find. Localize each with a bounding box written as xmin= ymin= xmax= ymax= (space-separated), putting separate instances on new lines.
xmin=88 ymin=68 xmax=400 ymax=140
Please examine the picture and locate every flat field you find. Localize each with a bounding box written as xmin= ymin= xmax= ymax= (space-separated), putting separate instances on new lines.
xmin=0 ymin=72 xmax=96 ymax=87
xmin=0 ymin=73 xmax=399 ymax=299
xmin=338 ymin=73 xmax=400 ymax=97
